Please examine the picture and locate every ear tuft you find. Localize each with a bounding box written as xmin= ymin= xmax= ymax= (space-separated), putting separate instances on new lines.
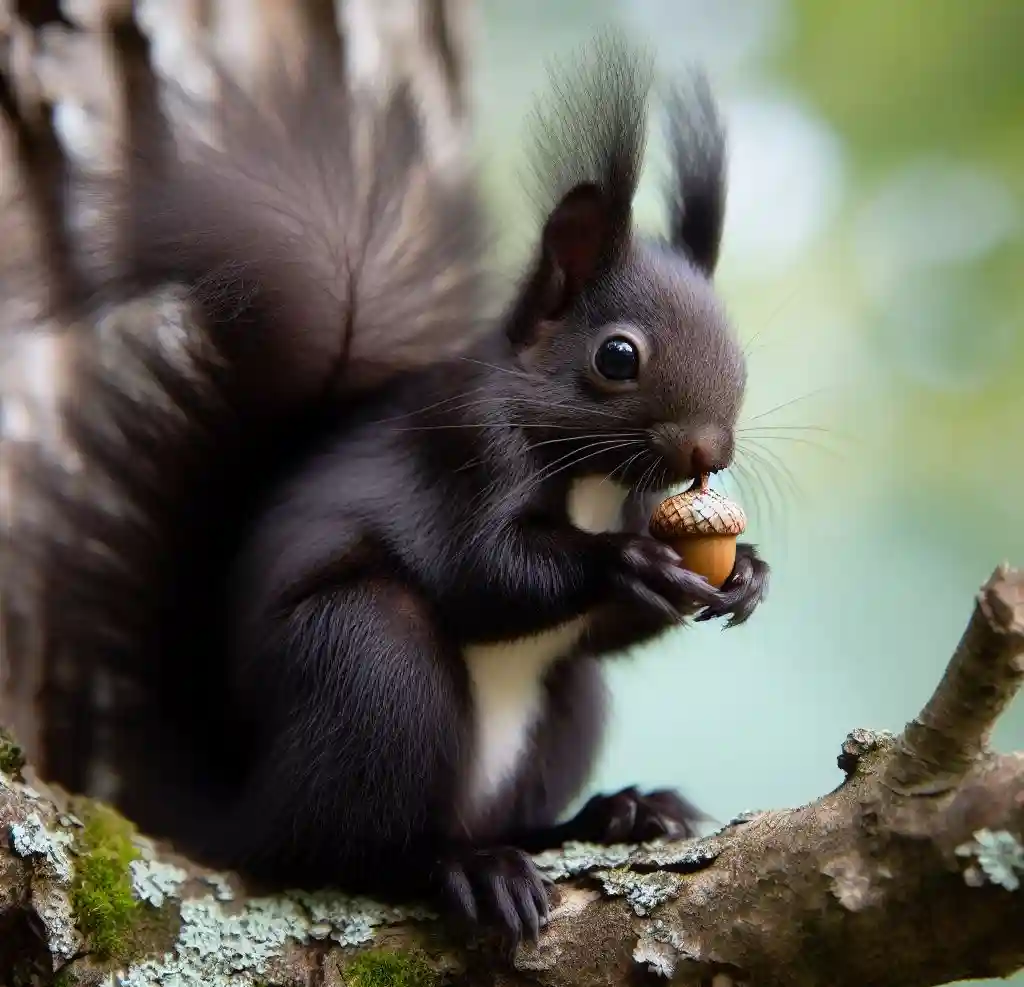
xmin=504 ymin=31 xmax=653 ymax=348
xmin=662 ymin=70 xmax=728 ymax=277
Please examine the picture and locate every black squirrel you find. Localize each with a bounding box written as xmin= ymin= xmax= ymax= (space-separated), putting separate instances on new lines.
xmin=1 ymin=20 xmax=769 ymax=948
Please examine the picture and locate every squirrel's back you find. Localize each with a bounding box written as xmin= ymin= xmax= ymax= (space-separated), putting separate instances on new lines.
xmin=0 ymin=23 xmax=488 ymax=828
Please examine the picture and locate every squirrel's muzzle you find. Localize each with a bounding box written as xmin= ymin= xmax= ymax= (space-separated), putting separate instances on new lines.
xmin=649 ymin=422 xmax=733 ymax=483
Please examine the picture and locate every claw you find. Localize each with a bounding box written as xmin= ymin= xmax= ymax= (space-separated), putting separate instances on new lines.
xmin=695 ymin=542 xmax=769 ymax=627
xmin=441 ymin=859 xmax=477 ymax=923
xmin=614 ymin=575 xmax=684 ymax=625
xmin=436 ymin=847 xmax=549 ymax=949
xmin=614 ymin=535 xmax=724 ymax=618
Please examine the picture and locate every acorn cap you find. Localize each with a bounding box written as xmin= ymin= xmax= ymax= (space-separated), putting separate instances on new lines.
xmin=650 ymin=480 xmax=747 ymax=539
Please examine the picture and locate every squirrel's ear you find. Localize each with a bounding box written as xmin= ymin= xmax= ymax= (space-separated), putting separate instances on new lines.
xmin=542 ymin=182 xmax=608 ymax=299
xmin=506 ymin=182 xmax=613 ymax=348
xmin=506 ymin=31 xmax=651 ymax=349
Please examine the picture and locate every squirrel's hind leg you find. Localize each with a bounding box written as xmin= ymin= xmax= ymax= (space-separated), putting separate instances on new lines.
xmin=211 ymin=577 xmax=553 ymax=948
xmin=200 ymin=578 xmax=468 ymax=885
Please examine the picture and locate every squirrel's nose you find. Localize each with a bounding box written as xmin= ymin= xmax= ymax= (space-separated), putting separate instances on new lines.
xmin=691 ymin=441 xmax=715 ymax=477
xmin=652 ymin=422 xmax=731 ymax=480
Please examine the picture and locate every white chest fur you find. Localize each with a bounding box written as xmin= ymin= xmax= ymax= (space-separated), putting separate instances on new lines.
xmin=460 ymin=476 xmax=630 ymax=818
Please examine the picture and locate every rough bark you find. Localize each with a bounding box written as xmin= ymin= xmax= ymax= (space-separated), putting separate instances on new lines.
xmin=0 ymin=565 xmax=1022 ymax=987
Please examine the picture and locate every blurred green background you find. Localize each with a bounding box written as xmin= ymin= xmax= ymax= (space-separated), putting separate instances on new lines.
xmin=475 ymin=2 xmax=1023 ymax=983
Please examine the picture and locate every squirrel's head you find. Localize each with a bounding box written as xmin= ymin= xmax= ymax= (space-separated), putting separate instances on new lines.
xmin=502 ymin=37 xmax=743 ymax=492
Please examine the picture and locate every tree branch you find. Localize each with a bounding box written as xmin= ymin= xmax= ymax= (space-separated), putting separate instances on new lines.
xmin=886 ymin=564 xmax=1024 ymax=793
xmin=2 ymin=565 xmax=1023 ymax=987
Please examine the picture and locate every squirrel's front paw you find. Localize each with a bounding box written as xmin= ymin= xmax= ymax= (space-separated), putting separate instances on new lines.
xmin=609 ymin=535 xmax=721 ymax=622
xmin=695 ymin=541 xmax=769 ymax=628
xmin=437 ymin=847 xmax=550 ymax=950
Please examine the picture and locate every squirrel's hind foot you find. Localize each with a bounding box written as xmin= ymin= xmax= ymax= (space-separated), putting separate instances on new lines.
xmin=561 ymin=786 xmax=707 ymax=844
xmin=436 ymin=846 xmax=550 ymax=952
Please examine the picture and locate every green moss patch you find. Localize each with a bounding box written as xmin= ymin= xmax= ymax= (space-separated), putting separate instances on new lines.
xmin=0 ymin=726 xmax=26 ymax=778
xmin=68 ymin=800 xmax=141 ymax=960
xmin=343 ymin=949 xmax=440 ymax=987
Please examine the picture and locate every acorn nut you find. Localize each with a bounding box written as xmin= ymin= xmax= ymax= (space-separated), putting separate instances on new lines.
xmin=649 ymin=475 xmax=746 ymax=588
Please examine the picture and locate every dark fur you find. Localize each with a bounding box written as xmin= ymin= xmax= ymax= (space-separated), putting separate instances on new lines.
xmin=1 ymin=20 xmax=769 ymax=950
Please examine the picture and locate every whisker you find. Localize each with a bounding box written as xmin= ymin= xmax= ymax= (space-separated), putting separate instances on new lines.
xmin=461 ymin=437 xmax=641 ymax=524
xmin=719 ymin=461 xmax=747 ymax=507
xmin=738 ymin=389 xmax=830 ymax=426
xmin=454 ymin=431 xmax=645 ymax=474
xmin=738 ymin=433 xmax=844 ymax=461
xmin=742 ymin=282 xmax=803 ymax=357
xmin=726 ymin=457 xmax=775 ymax=534
xmin=742 ymin=441 xmax=805 ymax=506
xmin=453 ymin=356 xmax=650 ymax=424
xmin=636 ymin=454 xmax=664 ymax=495
xmin=716 ymin=466 xmax=746 ymax=508
xmin=738 ymin=424 xmax=832 ymax=435
xmin=367 ymin=386 xmax=496 ymax=424
xmin=651 ymin=463 xmax=669 ymax=495
xmin=736 ymin=446 xmax=801 ymax=539
xmin=501 ymin=400 xmax=631 ymax=422
xmin=602 ymin=448 xmax=645 ymax=488
xmin=373 ymin=389 xmax=633 ymax=428
xmin=445 ymin=362 xmax=633 ymax=421
xmin=633 ymin=458 xmax=655 ymax=495
xmin=381 ymin=392 xmax=636 ymax=431
xmin=455 ymin=356 xmax=536 ymax=381
xmin=745 ymin=463 xmax=779 ymax=535
xmin=460 ymin=438 xmax=644 ymax=551
xmin=736 ymin=446 xmax=788 ymax=506
xmin=387 ymin=420 xmax=632 ymax=433
xmin=507 ymin=439 xmax=644 ymax=505
xmin=532 ymin=432 xmax=646 ymax=450
xmin=500 ymin=394 xmax=631 ymax=417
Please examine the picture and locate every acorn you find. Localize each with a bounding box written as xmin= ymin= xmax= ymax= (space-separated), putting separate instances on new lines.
xmin=649 ymin=476 xmax=746 ymax=588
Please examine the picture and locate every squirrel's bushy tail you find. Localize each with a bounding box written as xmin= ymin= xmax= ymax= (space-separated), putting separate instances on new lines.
xmin=0 ymin=16 xmax=486 ymax=836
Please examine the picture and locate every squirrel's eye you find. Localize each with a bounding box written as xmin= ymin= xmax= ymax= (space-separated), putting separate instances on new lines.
xmin=594 ymin=336 xmax=640 ymax=381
